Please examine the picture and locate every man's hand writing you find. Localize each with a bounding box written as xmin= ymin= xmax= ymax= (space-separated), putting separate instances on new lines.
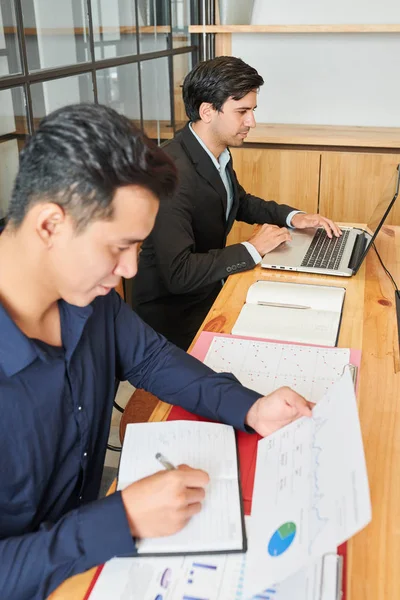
xmin=245 ymin=387 xmax=314 ymax=437
xmin=121 ymin=465 xmax=209 ymax=539
xmin=290 ymin=213 xmax=342 ymax=238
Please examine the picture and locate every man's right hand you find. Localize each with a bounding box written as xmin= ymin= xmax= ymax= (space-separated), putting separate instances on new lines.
xmin=248 ymin=223 xmax=292 ymax=256
xmin=121 ymin=464 xmax=210 ymax=539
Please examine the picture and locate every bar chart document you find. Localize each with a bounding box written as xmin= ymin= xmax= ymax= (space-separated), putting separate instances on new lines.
xmin=243 ymin=369 xmax=371 ymax=597
xmin=88 ymin=518 xmax=340 ymax=600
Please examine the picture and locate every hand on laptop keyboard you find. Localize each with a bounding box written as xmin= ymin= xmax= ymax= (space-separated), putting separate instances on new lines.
xmin=290 ymin=213 xmax=342 ymax=238
xmin=247 ymin=223 xmax=292 ymax=255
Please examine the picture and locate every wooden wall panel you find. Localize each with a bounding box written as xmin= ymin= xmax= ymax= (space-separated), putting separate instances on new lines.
xmin=116 ymin=280 xmax=124 ymax=299
xmin=227 ymin=147 xmax=321 ymax=245
xmin=319 ymin=152 xmax=400 ymax=225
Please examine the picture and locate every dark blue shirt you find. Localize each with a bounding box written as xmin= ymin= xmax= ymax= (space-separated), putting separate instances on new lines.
xmin=0 ymin=291 xmax=259 ymax=599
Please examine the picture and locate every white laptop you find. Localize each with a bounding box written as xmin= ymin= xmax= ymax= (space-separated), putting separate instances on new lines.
xmin=261 ymin=165 xmax=400 ymax=277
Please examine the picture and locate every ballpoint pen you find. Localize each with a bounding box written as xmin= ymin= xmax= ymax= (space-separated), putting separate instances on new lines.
xmin=257 ymin=301 xmax=311 ymax=309
xmin=155 ymin=452 xmax=176 ymax=471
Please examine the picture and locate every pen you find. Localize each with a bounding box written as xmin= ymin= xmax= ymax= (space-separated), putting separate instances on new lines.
xmin=155 ymin=452 xmax=176 ymax=471
xmin=257 ymin=301 xmax=311 ymax=309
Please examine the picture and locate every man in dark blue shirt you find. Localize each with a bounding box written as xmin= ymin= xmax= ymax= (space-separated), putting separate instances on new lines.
xmin=0 ymin=104 xmax=312 ymax=599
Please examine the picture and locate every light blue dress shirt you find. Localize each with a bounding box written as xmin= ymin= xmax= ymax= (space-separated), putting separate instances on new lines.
xmin=188 ymin=123 xmax=302 ymax=264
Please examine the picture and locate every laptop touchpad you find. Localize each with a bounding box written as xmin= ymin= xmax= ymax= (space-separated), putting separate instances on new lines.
xmin=262 ymin=228 xmax=316 ymax=266
xmin=286 ymin=228 xmax=316 ymax=248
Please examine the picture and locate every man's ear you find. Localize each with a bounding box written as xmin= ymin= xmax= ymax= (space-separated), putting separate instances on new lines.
xmin=35 ymin=203 xmax=66 ymax=248
xmin=198 ymin=102 xmax=216 ymax=124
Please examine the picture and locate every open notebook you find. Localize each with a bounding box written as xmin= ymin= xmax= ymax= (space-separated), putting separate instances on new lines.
xmin=117 ymin=421 xmax=246 ymax=556
xmin=232 ymin=281 xmax=346 ymax=346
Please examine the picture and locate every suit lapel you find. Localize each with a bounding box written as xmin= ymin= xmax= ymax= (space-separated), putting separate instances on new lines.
xmin=180 ymin=124 xmax=228 ymax=215
xmin=226 ymin=157 xmax=240 ymax=232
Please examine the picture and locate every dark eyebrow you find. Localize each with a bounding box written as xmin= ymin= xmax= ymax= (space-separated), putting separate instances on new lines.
xmin=118 ymin=237 xmax=142 ymax=245
xmin=236 ymin=105 xmax=257 ymax=111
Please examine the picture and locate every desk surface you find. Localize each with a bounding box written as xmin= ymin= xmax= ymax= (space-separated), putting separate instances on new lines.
xmin=50 ymin=224 xmax=400 ymax=600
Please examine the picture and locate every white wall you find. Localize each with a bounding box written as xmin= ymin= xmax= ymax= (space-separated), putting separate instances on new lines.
xmin=251 ymin=0 xmax=400 ymax=25
xmin=232 ymin=33 xmax=400 ymax=126
xmin=230 ymin=0 xmax=400 ymax=127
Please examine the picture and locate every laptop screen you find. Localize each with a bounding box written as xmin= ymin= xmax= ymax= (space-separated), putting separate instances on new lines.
xmin=353 ymin=164 xmax=400 ymax=273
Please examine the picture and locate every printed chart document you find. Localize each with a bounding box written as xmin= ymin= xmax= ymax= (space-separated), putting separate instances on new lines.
xmin=203 ymin=335 xmax=353 ymax=404
xmin=232 ymin=281 xmax=346 ymax=346
xmin=117 ymin=421 xmax=245 ymax=555
xmin=88 ymin=518 xmax=341 ymax=600
xmin=243 ymin=370 xmax=371 ymax=598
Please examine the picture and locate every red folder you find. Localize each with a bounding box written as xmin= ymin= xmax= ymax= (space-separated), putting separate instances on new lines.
xmin=85 ymin=332 xmax=350 ymax=599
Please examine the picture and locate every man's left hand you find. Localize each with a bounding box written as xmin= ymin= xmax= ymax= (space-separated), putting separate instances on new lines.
xmin=245 ymin=387 xmax=314 ymax=437
xmin=290 ymin=213 xmax=342 ymax=238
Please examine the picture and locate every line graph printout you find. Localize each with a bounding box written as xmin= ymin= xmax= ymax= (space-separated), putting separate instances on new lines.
xmin=243 ymin=371 xmax=371 ymax=598
xmin=203 ymin=336 xmax=351 ymax=404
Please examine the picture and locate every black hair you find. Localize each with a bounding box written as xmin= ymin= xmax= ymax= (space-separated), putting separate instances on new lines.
xmin=7 ymin=103 xmax=177 ymax=231
xmin=183 ymin=56 xmax=264 ymax=122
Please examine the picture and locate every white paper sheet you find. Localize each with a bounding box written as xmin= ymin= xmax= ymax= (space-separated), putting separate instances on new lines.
xmin=243 ymin=370 xmax=371 ymax=597
xmin=203 ymin=336 xmax=351 ymax=404
xmin=89 ymin=518 xmax=339 ymax=600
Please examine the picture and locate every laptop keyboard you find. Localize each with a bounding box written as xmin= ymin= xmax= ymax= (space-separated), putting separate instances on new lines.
xmin=301 ymin=228 xmax=350 ymax=270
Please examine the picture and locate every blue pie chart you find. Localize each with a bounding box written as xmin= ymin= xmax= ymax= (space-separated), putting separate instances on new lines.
xmin=267 ymin=522 xmax=296 ymax=557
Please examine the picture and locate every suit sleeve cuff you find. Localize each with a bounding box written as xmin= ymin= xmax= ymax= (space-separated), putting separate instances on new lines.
xmin=286 ymin=210 xmax=305 ymax=228
xmin=78 ymin=491 xmax=136 ymax=565
xmin=241 ymin=241 xmax=262 ymax=264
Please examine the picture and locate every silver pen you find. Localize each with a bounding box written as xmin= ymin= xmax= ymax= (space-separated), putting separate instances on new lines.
xmin=257 ymin=301 xmax=311 ymax=309
xmin=155 ymin=452 xmax=176 ymax=471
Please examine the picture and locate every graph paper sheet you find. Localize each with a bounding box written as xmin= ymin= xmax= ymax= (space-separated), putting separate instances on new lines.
xmin=203 ymin=335 xmax=352 ymax=405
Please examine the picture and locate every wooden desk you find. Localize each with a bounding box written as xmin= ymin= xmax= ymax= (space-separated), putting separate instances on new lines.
xmin=50 ymin=225 xmax=400 ymax=600
xmin=150 ymin=226 xmax=400 ymax=600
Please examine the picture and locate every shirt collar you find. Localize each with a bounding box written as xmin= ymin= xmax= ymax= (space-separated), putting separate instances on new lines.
xmin=0 ymin=300 xmax=93 ymax=377
xmin=189 ymin=122 xmax=231 ymax=172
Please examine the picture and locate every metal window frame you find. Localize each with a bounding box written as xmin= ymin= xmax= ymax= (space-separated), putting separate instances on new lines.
xmin=0 ymin=0 xmax=201 ymax=226
xmin=0 ymin=0 xmax=200 ymax=135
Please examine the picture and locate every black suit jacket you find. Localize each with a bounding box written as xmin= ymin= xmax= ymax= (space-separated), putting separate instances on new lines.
xmin=132 ymin=123 xmax=296 ymax=349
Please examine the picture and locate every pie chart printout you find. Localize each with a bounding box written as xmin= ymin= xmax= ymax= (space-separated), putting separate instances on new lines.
xmin=267 ymin=522 xmax=296 ymax=557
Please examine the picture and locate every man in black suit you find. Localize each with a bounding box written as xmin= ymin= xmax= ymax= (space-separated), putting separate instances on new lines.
xmin=132 ymin=56 xmax=341 ymax=349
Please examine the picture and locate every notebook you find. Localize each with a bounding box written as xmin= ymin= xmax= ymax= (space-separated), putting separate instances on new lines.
xmin=232 ymin=280 xmax=345 ymax=346
xmin=261 ymin=164 xmax=400 ymax=276
xmin=117 ymin=420 xmax=246 ymax=556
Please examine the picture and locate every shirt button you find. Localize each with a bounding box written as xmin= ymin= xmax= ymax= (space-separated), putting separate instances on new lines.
xmin=226 ymin=266 xmax=231 ymax=273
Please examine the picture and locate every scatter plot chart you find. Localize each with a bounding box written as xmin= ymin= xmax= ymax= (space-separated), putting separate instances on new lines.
xmin=204 ymin=336 xmax=351 ymax=404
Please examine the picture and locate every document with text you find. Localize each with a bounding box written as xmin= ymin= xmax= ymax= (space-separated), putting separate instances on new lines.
xmin=243 ymin=370 xmax=371 ymax=597
xmin=118 ymin=421 xmax=245 ymax=555
xmin=89 ymin=518 xmax=340 ymax=600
